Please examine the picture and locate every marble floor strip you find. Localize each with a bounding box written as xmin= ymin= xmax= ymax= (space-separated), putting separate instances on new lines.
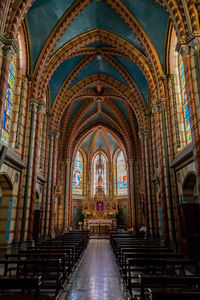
xmin=60 ymin=239 xmax=127 ymax=300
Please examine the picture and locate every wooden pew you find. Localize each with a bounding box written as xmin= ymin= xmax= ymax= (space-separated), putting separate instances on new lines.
xmin=138 ymin=274 xmax=200 ymax=300
xmin=30 ymin=246 xmax=75 ymax=268
xmin=127 ymin=258 xmax=199 ymax=298
xmin=0 ymin=275 xmax=41 ymax=300
xmin=117 ymin=246 xmax=174 ymax=269
xmin=5 ymin=252 xmax=70 ymax=282
xmin=0 ymin=258 xmax=63 ymax=297
xmin=121 ymin=252 xmax=183 ymax=283
xmin=147 ymin=288 xmax=200 ymax=299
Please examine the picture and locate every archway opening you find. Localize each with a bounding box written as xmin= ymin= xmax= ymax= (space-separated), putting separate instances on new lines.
xmin=182 ymin=173 xmax=198 ymax=204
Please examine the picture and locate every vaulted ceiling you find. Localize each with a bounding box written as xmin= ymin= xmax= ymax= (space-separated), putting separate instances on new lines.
xmin=26 ymin=0 xmax=169 ymax=160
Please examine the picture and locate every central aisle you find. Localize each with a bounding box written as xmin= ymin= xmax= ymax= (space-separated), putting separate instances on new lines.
xmin=61 ymin=239 xmax=127 ymax=300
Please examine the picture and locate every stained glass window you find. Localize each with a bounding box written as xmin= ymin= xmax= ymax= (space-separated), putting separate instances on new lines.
xmin=178 ymin=56 xmax=192 ymax=144
xmin=1 ymin=56 xmax=16 ymax=146
xmin=94 ymin=152 xmax=107 ymax=194
xmin=117 ymin=151 xmax=127 ymax=195
xmin=72 ymin=151 xmax=83 ymax=195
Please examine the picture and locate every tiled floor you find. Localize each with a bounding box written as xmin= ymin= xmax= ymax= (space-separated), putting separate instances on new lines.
xmin=60 ymin=239 xmax=127 ymax=300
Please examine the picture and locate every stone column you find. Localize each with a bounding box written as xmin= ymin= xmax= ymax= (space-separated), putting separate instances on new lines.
xmin=43 ymin=132 xmax=54 ymax=239
xmin=63 ymin=160 xmax=71 ymax=231
xmin=158 ymin=99 xmax=176 ymax=244
xmin=177 ymin=38 xmax=200 ymax=202
xmin=129 ymin=159 xmax=137 ymax=230
xmin=152 ymin=105 xmax=169 ymax=240
xmin=13 ymin=78 xmax=32 ymax=244
xmin=68 ymin=162 xmax=73 ymax=227
xmin=139 ymin=130 xmax=154 ymax=237
xmin=0 ymin=37 xmax=18 ymax=136
xmin=163 ymin=75 xmax=181 ymax=241
xmin=127 ymin=160 xmax=133 ymax=227
xmin=139 ymin=132 xmax=149 ymax=234
xmin=49 ymin=132 xmax=59 ymax=237
xmin=27 ymin=101 xmax=45 ymax=241
xmin=20 ymin=99 xmax=42 ymax=242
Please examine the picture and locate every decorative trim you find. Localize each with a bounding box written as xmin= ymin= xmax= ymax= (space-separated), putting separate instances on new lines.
xmin=29 ymin=98 xmax=45 ymax=112
xmin=39 ymin=115 xmax=46 ymax=169
xmin=138 ymin=130 xmax=150 ymax=140
xmin=176 ymin=34 xmax=200 ymax=54
xmin=0 ymin=0 xmax=11 ymax=34
xmin=170 ymin=75 xmax=180 ymax=148
xmin=36 ymin=172 xmax=47 ymax=183
xmin=15 ymin=76 xmax=25 ymax=148
xmin=171 ymin=143 xmax=193 ymax=170
xmin=0 ymin=144 xmax=25 ymax=171
xmin=0 ymin=33 xmax=18 ymax=54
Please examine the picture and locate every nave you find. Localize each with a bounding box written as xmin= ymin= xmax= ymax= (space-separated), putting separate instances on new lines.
xmin=61 ymin=239 xmax=126 ymax=300
xmin=0 ymin=230 xmax=200 ymax=299
xmin=1 ymin=0 xmax=200 ymax=299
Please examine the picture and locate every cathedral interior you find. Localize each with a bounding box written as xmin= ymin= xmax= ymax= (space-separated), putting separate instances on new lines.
xmin=0 ymin=0 xmax=200 ymax=299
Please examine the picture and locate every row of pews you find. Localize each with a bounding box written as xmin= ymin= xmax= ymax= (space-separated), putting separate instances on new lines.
xmin=0 ymin=230 xmax=89 ymax=300
xmin=110 ymin=231 xmax=200 ymax=299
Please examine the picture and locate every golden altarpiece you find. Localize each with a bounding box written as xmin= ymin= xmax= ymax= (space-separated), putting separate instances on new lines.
xmin=82 ymin=149 xmax=118 ymax=234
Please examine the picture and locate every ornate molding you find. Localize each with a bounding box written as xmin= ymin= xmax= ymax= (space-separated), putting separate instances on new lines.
xmin=151 ymin=99 xmax=167 ymax=113
xmin=48 ymin=130 xmax=59 ymax=140
xmin=0 ymin=33 xmax=18 ymax=54
xmin=29 ymin=98 xmax=46 ymax=113
xmin=151 ymin=104 xmax=159 ymax=114
xmin=138 ymin=130 xmax=150 ymax=140
xmin=176 ymin=34 xmax=200 ymax=56
xmin=157 ymin=99 xmax=167 ymax=112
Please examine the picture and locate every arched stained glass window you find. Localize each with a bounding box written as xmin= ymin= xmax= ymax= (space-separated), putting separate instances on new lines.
xmin=117 ymin=151 xmax=127 ymax=195
xmin=1 ymin=55 xmax=16 ymax=146
xmin=72 ymin=151 xmax=83 ymax=195
xmin=94 ymin=152 xmax=107 ymax=194
xmin=178 ymin=56 xmax=192 ymax=144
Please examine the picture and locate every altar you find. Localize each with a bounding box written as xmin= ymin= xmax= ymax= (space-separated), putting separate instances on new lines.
xmin=82 ymin=148 xmax=118 ymax=234
xmin=84 ymin=219 xmax=116 ymax=235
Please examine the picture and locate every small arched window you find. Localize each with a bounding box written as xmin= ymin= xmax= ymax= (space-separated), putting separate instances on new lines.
xmin=1 ymin=55 xmax=16 ymax=146
xmin=178 ymin=55 xmax=191 ymax=144
xmin=72 ymin=151 xmax=83 ymax=195
xmin=93 ymin=152 xmax=107 ymax=194
xmin=117 ymin=151 xmax=127 ymax=195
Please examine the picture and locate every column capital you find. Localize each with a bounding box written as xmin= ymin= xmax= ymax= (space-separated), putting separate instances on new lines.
xmin=157 ymin=99 xmax=167 ymax=112
xmin=48 ymin=130 xmax=59 ymax=140
xmin=29 ymin=98 xmax=46 ymax=112
xmin=62 ymin=159 xmax=71 ymax=165
xmin=138 ymin=130 xmax=150 ymax=140
xmin=0 ymin=33 xmax=18 ymax=55
xmin=151 ymin=99 xmax=167 ymax=113
xmin=176 ymin=34 xmax=200 ymax=56
xmin=161 ymin=74 xmax=169 ymax=83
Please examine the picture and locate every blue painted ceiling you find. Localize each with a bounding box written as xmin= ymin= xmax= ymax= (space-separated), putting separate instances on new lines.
xmin=83 ymin=113 xmax=116 ymax=129
xmin=81 ymin=104 xmax=97 ymax=121
xmin=86 ymin=41 xmax=113 ymax=48
xmin=69 ymin=57 xmax=128 ymax=88
xmin=27 ymin=0 xmax=75 ymax=67
xmin=49 ymin=55 xmax=84 ymax=105
xmin=53 ymin=0 xmax=143 ymax=53
xmin=120 ymin=0 xmax=168 ymax=63
xmin=115 ymin=56 xmax=149 ymax=102
xmin=93 ymin=131 xmax=107 ymax=154
xmin=26 ymin=0 xmax=168 ymax=148
xmin=106 ymin=132 xmax=119 ymax=157
xmin=80 ymin=129 xmax=120 ymax=157
xmin=111 ymin=99 xmax=130 ymax=123
xmin=65 ymin=99 xmax=87 ymax=131
xmin=81 ymin=132 xmax=95 ymax=155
